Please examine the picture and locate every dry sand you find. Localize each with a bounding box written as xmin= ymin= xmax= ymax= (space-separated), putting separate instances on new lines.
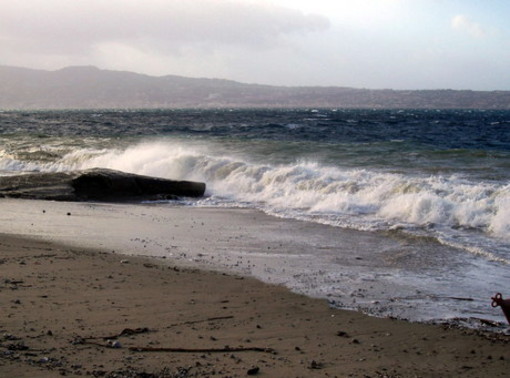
xmin=0 ymin=233 xmax=508 ymax=377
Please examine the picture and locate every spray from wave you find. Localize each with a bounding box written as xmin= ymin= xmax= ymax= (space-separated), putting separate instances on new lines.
xmin=2 ymin=140 xmax=509 ymax=262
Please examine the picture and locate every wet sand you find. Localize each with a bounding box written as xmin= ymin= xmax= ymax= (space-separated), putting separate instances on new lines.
xmin=1 ymin=198 xmax=507 ymax=323
xmin=1 ymin=233 xmax=508 ymax=377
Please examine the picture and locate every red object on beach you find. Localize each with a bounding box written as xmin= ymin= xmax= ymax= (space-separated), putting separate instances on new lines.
xmin=491 ymin=293 xmax=510 ymax=324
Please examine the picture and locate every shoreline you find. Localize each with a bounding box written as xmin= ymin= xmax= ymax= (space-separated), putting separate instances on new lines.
xmin=1 ymin=233 xmax=509 ymax=377
xmin=0 ymin=198 xmax=507 ymax=324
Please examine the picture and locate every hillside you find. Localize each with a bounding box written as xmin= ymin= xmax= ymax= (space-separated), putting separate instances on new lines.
xmin=1 ymin=65 xmax=509 ymax=109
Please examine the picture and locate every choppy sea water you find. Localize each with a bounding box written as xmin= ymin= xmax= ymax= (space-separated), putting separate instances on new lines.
xmin=1 ymin=108 xmax=509 ymax=326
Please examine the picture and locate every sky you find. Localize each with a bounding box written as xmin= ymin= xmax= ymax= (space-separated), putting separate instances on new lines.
xmin=1 ymin=0 xmax=509 ymax=90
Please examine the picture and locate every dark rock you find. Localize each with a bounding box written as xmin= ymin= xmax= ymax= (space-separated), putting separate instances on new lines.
xmin=247 ymin=366 xmax=260 ymax=375
xmin=7 ymin=342 xmax=29 ymax=351
xmin=0 ymin=168 xmax=206 ymax=202
xmin=309 ymin=360 xmax=324 ymax=369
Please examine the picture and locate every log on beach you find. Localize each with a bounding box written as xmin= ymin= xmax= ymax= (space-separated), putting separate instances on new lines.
xmin=0 ymin=168 xmax=206 ymax=201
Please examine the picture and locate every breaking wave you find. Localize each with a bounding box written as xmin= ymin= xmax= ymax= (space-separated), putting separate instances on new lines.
xmin=2 ymin=140 xmax=508 ymax=263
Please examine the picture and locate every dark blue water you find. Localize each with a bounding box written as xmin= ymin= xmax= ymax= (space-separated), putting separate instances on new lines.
xmin=2 ymin=108 xmax=509 ymax=147
xmin=2 ymin=108 xmax=509 ymax=178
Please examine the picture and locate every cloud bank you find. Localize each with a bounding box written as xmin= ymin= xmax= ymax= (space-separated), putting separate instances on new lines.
xmin=0 ymin=0 xmax=329 ymax=55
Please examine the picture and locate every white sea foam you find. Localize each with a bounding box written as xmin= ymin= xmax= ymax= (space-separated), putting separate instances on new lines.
xmin=2 ymin=140 xmax=509 ymax=262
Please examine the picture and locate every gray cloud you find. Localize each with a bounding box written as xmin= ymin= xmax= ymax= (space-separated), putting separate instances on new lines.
xmin=0 ymin=0 xmax=329 ymax=55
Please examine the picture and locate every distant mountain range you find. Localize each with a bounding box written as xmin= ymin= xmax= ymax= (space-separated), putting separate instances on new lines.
xmin=1 ymin=65 xmax=509 ymax=109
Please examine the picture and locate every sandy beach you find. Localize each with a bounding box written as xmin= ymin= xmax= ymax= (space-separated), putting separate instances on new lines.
xmin=1 ymin=198 xmax=507 ymax=325
xmin=1 ymin=208 xmax=509 ymax=377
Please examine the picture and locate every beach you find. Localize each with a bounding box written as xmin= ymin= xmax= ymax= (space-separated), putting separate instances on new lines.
xmin=0 ymin=198 xmax=508 ymax=324
xmin=1 ymin=199 xmax=509 ymax=377
xmin=1 ymin=108 xmax=509 ymax=376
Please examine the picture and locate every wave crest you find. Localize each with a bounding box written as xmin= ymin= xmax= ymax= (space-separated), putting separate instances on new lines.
xmin=2 ymin=140 xmax=509 ymax=260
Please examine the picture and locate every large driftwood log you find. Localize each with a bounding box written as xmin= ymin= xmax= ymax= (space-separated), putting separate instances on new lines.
xmin=0 ymin=168 xmax=206 ymax=201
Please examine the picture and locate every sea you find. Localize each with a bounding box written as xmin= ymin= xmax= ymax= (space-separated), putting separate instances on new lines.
xmin=1 ymin=108 xmax=509 ymax=328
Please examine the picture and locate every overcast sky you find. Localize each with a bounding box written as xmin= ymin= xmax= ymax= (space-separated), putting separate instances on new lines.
xmin=1 ymin=0 xmax=509 ymax=90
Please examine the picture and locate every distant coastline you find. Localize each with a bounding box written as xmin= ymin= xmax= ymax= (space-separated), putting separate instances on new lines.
xmin=1 ymin=65 xmax=509 ymax=110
